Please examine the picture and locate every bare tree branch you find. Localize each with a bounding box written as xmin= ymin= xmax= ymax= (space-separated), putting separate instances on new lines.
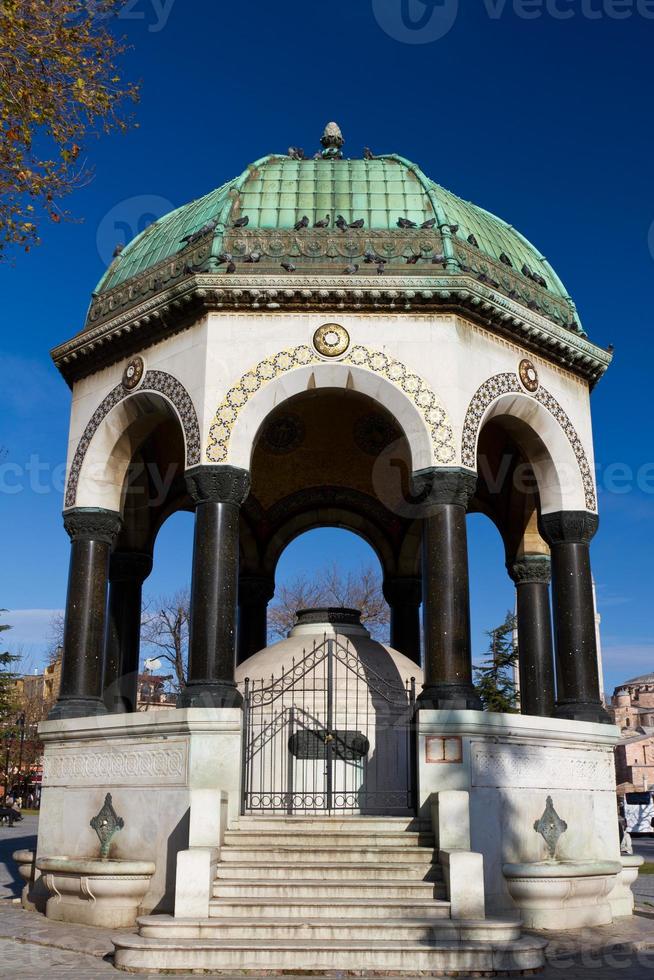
xmin=140 ymin=590 xmax=189 ymax=692
xmin=267 ymin=564 xmax=389 ymax=642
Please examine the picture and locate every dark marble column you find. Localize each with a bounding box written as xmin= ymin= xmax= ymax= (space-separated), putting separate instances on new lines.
xmin=413 ymin=468 xmax=482 ymax=710
xmin=104 ymin=551 xmax=153 ymax=713
xmin=49 ymin=508 xmax=122 ymax=720
xmin=509 ymin=555 xmax=555 ymax=718
xmin=178 ymin=465 xmax=250 ymax=708
xmin=383 ymin=576 xmax=422 ymax=666
xmin=237 ymin=574 xmax=275 ymax=665
xmin=540 ymin=511 xmax=610 ymax=724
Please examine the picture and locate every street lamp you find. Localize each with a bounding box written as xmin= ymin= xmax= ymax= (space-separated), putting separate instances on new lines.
xmin=15 ymin=714 xmax=25 ymax=797
xmin=3 ymin=729 xmax=15 ymax=800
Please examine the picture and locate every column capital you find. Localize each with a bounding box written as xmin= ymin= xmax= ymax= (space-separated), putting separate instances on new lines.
xmin=185 ymin=465 xmax=251 ymax=506
xmin=239 ymin=573 xmax=275 ymax=605
xmin=109 ymin=551 xmax=153 ymax=584
xmin=383 ymin=576 xmax=422 ymax=607
xmin=540 ymin=510 xmax=599 ymax=546
xmin=509 ymin=554 xmax=551 ymax=585
xmin=411 ymin=467 xmax=477 ymax=510
xmin=63 ymin=507 xmax=122 ymax=545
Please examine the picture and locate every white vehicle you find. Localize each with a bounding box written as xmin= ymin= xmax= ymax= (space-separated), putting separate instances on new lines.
xmin=623 ymin=792 xmax=654 ymax=834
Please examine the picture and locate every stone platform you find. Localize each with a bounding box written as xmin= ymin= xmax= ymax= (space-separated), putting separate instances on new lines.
xmin=2 ymin=900 xmax=654 ymax=979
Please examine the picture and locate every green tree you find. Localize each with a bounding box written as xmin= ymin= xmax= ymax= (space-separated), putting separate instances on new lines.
xmin=473 ymin=611 xmax=519 ymax=713
xmin=0 ymin=610 xmax=20 ymax=719
xmin=0 ymin=0 xmax=139 ymax=256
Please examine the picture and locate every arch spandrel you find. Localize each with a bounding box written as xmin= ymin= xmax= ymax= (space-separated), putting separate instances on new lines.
xmin=65 ymin=370 xmax=200 ymax=512
xmin=461 ymin=372 xmax=597 ymax=514
xmin=206 ymin=344 xmax=456 ymax=473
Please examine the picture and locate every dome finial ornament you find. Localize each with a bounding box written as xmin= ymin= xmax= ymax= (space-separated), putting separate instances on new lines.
xmin=321 ymin=121 xmax=344 ymax=159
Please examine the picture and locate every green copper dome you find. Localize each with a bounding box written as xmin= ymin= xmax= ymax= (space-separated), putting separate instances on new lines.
xmin=92 ymin=127 xmax=581 ymax=334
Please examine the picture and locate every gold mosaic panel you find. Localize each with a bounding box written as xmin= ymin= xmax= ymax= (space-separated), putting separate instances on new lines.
xmin=206 ymin=345 xmax=456 ymax=465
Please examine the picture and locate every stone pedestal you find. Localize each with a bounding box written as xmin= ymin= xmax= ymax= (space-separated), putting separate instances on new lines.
xmin=12 ymin=849 xmax=46 ymax=912
xmin=607 ymin=854 xmax=644 ymax=917
xmin=417 ymin=710 xmax=622 ymax=919
xmin=37 ymin=708 xmax=242 ymax=914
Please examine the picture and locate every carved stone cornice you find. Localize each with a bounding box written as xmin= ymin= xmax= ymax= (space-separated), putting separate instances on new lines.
xmin=410 ymin=467 xmax=478 ymax=510
xmin=383 ymin=576 xmax=422 ymax=607
xmin=238 ymin=574 xmax=276 ymax=606
xmin=63 ymin=507 xmax=122 ymax=545
xmin=109 ymin=551 xmax=153 ymax=584
xmin=51 ymin=271 xmax=612 ymax=389
xmin=185 ymin=465 xmax=251 ymax=506
xmin=540 ymin=511 xmax=600 ymax=546
xmin=510 ymin=554 xmax=552 ymax=585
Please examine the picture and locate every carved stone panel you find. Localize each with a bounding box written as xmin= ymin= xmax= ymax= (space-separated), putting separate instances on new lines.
xmin=43 ymin=739 xmax=189 ymax=788
xmin=470 ymin=742 xmax=614 ymax=792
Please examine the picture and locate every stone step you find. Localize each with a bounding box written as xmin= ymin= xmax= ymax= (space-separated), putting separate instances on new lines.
xmin=223 ymin=830 xmax=434 ymax=848
xmin=220 ymin=844 xmax=437 ymax=864
xmin=208 ymin=897 xmax=452 ymax=920
xmin=113 ymin=934 xmax=547 ymax=974
xmin=137 ymin=914 xmax=522 ymax=944
xmin=213 ymin=877 xmax=439 ymax=900
xmin=232 ymin=816 xmax=425 ymax=833
xmin=214 ymin=861 xmax=442 ymax=882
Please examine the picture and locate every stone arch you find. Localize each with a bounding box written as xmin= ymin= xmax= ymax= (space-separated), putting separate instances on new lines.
xmin=461 ymin=372 xmax=596 ymax=513
xmin=206 ymin=344 xmax=455 ymax=471
xmin=65 ymin=370 xmax=201 ymax=510
xmin=261 ymin=506 xmax=397 ymax=579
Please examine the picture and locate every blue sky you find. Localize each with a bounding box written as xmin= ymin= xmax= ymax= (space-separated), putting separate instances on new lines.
xmin=1 ymin=0 xmax=652 ymax=694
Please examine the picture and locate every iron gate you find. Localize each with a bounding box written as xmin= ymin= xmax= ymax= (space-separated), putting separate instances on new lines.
xmin=241 ymin=637 xmax=416 ymax=814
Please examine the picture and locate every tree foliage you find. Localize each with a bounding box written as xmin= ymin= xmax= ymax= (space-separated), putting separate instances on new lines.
xmin=473 ymin=610 xmax=519 ymax=713
xmin=0 ymin=0 xmax=139 ymax=255
xmin=268 ymin=563 xmax=389 ymax=642
xmin=0 ymin=610 xmax=20 ymax=720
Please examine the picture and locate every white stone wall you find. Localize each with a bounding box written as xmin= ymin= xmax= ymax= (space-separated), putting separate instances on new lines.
xmin=66 ymin=311 xmax=597 ymax=515
xmin=417 ymin=711 xmax=621 ymax=914
xmin=37 ymin=709 xmax=242 ymax=914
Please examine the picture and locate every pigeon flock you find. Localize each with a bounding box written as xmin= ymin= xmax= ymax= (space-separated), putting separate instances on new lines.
xmin=172 ymin=209 xmax=535 ymax=294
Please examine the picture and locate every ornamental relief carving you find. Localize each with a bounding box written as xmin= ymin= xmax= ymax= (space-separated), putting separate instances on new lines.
xmin=461 ymin=372 xmax=597 ymax=511
xmin=64 ymin=369 xmax=201 ymax=509
xmin=206 ymin=344 xmax=456 ymax=466
xmin=43 ymin=742 xmax=188 ymax=787
xmin=471 ymin=743 xmax=614 ymax=791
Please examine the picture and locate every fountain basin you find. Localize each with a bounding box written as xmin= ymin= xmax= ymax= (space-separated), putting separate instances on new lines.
xmin=36 ymin=856 xmax=155 ymax=928
xmin=12 ymin=849 xmax=47 ymax=912
xmin=503 ymin=860 xmax=622 ymax=929
xmin=607 ymin=854 xmax=644 ymax=918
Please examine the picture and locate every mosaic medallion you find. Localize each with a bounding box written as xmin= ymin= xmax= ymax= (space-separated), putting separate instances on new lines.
xmin=260 ymin=413 xmax=305 ymax=455
xmin=122 ymin=355 xmax=144 ymax=391
xmin=313 ymin=323 xmax=350 ymax=358
xmin=518 ymin=359 xmax=539 ymax=393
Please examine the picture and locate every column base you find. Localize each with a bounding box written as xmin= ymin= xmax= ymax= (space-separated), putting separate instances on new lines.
xmin=417 ymin=683 xmax=482 ymax=711
xmin=48 ymin=697 xmax=108 ymax=721
xmin=554 ymin=700 xmax=613 ymax=725
xmin=177 ymin=682 xmax=243 ymax=709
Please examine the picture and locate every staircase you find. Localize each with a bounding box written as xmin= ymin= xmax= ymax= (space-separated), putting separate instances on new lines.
xmin=113 ymin=816 xmax=547 ymax=974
